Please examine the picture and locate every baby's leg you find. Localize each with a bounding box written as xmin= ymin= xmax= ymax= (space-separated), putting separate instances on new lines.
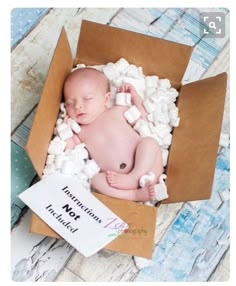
xmin=107 ymin=137 xmax=163 ymax=189
xmin=91 ymin=172 xmax=155 ymax=202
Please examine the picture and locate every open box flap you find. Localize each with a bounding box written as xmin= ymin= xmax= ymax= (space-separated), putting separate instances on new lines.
xmin=164 ymin=73 xmax=227 ymax=203
xmin=25 ymin=28 xmax=73 ymax=176
xmin=30 ymin=193 xmax=157 ymax=258
xmin=75 ymin=20 xmax=193 ymax=89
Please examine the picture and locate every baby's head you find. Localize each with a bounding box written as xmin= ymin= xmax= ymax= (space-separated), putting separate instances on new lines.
xmin=63 ymin=67 xmax=110 ymax=125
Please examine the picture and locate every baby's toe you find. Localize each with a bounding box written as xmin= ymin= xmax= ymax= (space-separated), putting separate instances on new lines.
xmin=148 ymin=184 xmax=155 ymax=199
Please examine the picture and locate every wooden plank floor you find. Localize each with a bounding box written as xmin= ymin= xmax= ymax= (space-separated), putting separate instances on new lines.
xmin=11 ymin=8 xmax=230 ymax=282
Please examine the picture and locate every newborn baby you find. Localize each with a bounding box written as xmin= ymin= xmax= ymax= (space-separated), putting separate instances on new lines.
xmin=63 ymin=67 xmax=163 ymax=202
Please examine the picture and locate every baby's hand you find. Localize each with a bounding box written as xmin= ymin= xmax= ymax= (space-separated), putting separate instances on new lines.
xmin=118 ymin=83 xmax=148 ymax=121
xmin=117 ymin=83 xmax=138 ymax=99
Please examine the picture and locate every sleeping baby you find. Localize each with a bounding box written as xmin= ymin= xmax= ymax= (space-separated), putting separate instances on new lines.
xmin=63 ymin=67 xmax=164 ymax=202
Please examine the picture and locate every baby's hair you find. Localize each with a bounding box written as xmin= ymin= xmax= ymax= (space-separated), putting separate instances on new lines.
xmin=63 ymin=67 xmax=110 ymax=99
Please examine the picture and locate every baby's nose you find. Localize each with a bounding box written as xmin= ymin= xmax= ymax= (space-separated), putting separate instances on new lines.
xmin=75 ymin=101 xmax=83 ymax=109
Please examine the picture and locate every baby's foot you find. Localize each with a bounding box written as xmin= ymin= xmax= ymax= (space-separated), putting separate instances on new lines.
xmin=136 ymin=182 xmax=155 ymax=202
xmin=106 ymin=170 xmax=139 ymax=190
xmin=147 ymin=182 xmax=155 ymax=200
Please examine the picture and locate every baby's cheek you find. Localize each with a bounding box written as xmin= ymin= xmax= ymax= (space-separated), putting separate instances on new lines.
xmin=67 ymin=108 xmax=74 ymax=118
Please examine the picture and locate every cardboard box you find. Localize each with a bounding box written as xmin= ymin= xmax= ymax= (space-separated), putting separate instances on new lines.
xmin=25 ymin=20 xmax=227 ymax=258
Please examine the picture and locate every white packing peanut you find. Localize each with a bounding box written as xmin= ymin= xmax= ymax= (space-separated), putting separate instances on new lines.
xmin=162 ymin=133 xmax=172 ymax=147
xmin=46 ymin=154 xmax=55 ymax=165
xmin=124 ymin=64 xmax=143 ymax=78
xmin=143 ymin=98 xmax=156 ymax=113
xmin=158 ymin=78 xmax=171 ymax=89
xmin=145 ymin=87 xmax=157 ymax=97
xmin=170 ymin=117 xmax=180 ymax=127
xmin=67 ymin=118 xmax=81 ymax=133
xmin=148 ymin=106 xmax=170 ymax=124
xmin=55 ymin=153 xmax=67 ymax=169
xmin=116 ymin=92 xmax=131 ymax=106
xmin=57 ymin=123 xmax=73 ymax=140
xmin=124 ymin=105 xmax=141 ymax=124
xmin=139 ymin=171 xmax=155 ymax=187
xmin=56 ymin=118 xmax=63 ymax=126
xmin=71 ymin=63 xmax=86 ymax=72
xmin=153 ymin=124 xmax=172 ymax=139
xmin=111 ymin=78 xmax=123 ymax=88
xmin=84 ymin=159 xmax=100 ymax=179
xmin=87 ymin=65 xmax=105 ymax=72
xmin=43 ymin=163 xmax=56 ymax=176
xmin=114 ymin=58 xmax=129 ymax=72
xmin=61 ymin=160 xmax=75 ymax=175
xmin=48 ymin=137 xmax=66 ymax=155
xmin=154 ymin=174 xmax=168 ymax=201
xmin=60 ymin=102 xmax=67 ymax=118
xmin=168 ymin=88 xmax=179 ymax=102
xmin=103 ymin=63 xmax=120 ymax=80
xmin=73 ymin=161 xmax=86 ymax=174
xmin=161 ymin=149 xmax=169 ymax=167
xmin=73 ymin=144 xmax=89 ymax=160
xmin=145 ymin=75 xmax=159 ymax=88
xmin=133 ymin=120 xmax=153 ymax=137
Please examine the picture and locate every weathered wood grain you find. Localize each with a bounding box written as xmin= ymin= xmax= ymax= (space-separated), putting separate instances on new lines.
xmin=11 ymin=210 xmax=74 ymax=282
xmin=11 ymin=8 xmax=120 ymax=133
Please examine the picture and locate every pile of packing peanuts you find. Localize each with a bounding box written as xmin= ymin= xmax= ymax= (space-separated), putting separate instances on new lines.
xmin=43 ymin=58 xmax=180 ymax=204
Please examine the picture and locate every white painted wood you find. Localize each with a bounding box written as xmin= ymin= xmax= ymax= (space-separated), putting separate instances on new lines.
xmin=208 ymin=248 xmax=229 ymax=281
xmin=11 ymin=8 xmax=78 ymax=132
xmin=55 ymin=268 xmax=85 ymax=282
xmin=11 ymin=209 xmax=74 ymax=282
xmin=154 ymin=203 xmax=184 ymax=244
xmin=11 ymin=8 xmax=120 ymax=133
xmin=65 ymin=250 xmax=138 ymax=282
xmin=60 ymin=203 xmax=184 ymax=282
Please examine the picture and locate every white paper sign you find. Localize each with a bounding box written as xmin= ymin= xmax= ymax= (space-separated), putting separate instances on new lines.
xmin=19 ymin=173 xmax=128 ymax=257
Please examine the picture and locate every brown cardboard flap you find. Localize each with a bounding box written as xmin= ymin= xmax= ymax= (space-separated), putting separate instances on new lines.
xmin=25 ymin=28 xmax=73 ymax=176
xmin=30 ymin=212 xmax=60 ymax=238
xmin=94 ymin=193 xmax=157 ymax=258
xmin=30 ymin=192 xmax=157 ymax=258
xmin=164 ymin=73 xmax=227 ymax=203
xmin=75 ymin=20 xmax=193 ymax=89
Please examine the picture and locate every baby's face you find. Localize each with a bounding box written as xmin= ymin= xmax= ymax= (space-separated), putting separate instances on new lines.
xmin=64 ymin=72 xmax=110 ymax=125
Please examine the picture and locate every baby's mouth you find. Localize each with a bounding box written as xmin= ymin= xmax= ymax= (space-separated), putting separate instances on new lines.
xmin=77 ymin=113 xmax=86 ymax=117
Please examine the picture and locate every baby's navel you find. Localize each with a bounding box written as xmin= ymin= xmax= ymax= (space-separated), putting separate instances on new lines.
xmin=120 ymin=163 xmax=127 ymax=169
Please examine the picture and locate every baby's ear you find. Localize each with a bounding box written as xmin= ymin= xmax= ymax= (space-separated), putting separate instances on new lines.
xmin=105 ymin=92 xmax=110 ymax=105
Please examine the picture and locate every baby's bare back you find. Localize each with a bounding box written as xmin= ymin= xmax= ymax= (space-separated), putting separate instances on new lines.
xmin=79 ymin=106 xmax=141 ymax=173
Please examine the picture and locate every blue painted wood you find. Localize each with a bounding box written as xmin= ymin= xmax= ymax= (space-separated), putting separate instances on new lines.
xmin=112 ymin=7 xmax=229 ymax=79
xmin=110 ymin=7 xmax=230 ymax=282
xmin=11 ymin=8 xmax=49 ymax=49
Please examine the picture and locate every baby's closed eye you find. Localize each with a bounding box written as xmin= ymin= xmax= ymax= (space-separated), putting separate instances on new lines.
xmin=65 ymin=101 xmax=74 ymax=106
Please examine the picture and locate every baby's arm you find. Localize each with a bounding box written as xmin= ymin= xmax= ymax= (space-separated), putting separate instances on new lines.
xmin=117 ymin=83 xmax=148 ymax=120
xmin=65 ymin=133 xmax=81 ymax=150
xmin=62 ymin=115 xmax=82 ymax=149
